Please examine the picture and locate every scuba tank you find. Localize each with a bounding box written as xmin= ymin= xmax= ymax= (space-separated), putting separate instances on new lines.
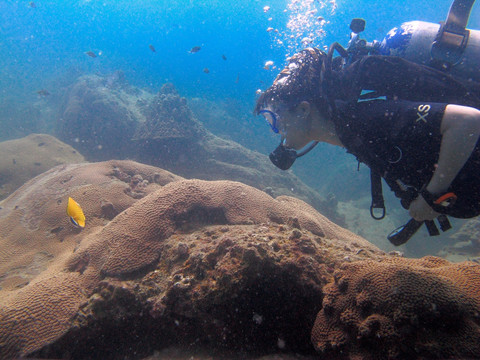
xmin=353 ymin=0 xmax=479 ymax=83
xmin=380 ymin=20 xmax=480 ymax=83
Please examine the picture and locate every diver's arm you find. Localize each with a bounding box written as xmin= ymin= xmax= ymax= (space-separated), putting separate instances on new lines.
xmin=409 ymin=104 xmax=480 ymax=221
xmin=425 ymin=104 xmax=480 ymax=194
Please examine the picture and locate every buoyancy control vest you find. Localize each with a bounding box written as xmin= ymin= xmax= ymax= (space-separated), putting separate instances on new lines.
xmin=330 ymin=54 xmax=480 ymax=108
xmin=328 ymin=57 xmax=480 ymax=244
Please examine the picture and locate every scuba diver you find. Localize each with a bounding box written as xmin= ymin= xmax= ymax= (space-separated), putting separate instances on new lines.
xmin=255 ymin=0 xmax=480 ymax=245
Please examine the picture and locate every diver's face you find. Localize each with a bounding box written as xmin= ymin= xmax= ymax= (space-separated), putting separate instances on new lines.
xmin=276 ymin=103 xmax=313 ymax=150
xmin=260 ymin=101 xmax=314 ymax=149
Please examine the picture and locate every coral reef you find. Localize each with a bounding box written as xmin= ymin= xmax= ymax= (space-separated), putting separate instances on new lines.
xmin=134 ymin=83 xmax=205 ymax=141
xmin=0 ymin=133 xmax=84 ymax=200
xmin=57 ymin=73 xmax=151 ymax=160
xmin=56 ymin=75 xmax=342 ymax=223
xmin=2 ymin=159 xmax=479 ymax=359
xmin=0 ymin=160 xmax=180 ymax=357
xmin=0 ymin=160 xmax=383 ymax=359
xmin=311 ymin=256 xmax=480 ymax=359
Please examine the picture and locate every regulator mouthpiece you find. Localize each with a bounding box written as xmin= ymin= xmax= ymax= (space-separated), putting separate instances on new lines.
xmin=269 ymin=140 xmax=320 ymax=170
xmin=269 ymin=143 xmax=298 ymax=170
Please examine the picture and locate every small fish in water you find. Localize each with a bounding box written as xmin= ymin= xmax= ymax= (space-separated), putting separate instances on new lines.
xmin=263 ymin=5 xmax=270 ymax=13
xmin=85 ymin=51 xmax=97 ymax=58
xmin=149 ymin=44 xmax=156 ymax=52
xmin=29 ymin=1 xmax=36 ymax=8
xmin=189 ymin=46 xmax=201 ymax=53
xmin=36 ymin=89 xmax=50 ymax=96
xmin=203 ymin=68 xmax=210 ymax=74
xmin=235 ymin=73 xmax=240 ymax=83
xmin=222 ymin=54 xmax=227 ymax=60
xmin=67 ymin=197 xmax=85 ymax=228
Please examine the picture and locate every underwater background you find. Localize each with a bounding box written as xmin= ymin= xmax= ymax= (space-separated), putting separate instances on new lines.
xmin=2 ymin=0 xmax=480 ymax=259
xmin=2 ymin=1 xmax=480 ymax=359
xmin=3 ymin=0 xmax=480 ymax=256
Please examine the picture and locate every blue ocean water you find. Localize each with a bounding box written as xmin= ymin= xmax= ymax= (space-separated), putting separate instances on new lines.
xmin=3 ymin=0 xmax=478 ymax=125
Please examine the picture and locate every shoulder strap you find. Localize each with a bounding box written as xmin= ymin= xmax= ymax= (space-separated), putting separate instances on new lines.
xmin=340 ymin=55 xmax=480 ymax=107
xmin=370 ymin=170 xmax=385 ymax=220
xmin=431 ymin=0 xmax=475 ymax=66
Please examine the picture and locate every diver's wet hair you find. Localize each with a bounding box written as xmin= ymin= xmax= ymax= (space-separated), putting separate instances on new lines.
xmin=254 ymin=47 xmax=327 ymax=114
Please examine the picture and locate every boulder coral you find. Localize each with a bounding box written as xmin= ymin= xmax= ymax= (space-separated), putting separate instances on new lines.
xmin=0 ymin=160 xmax=181 ymax=357
xmin=311 ymin=256 xmax=480 ymax=359
xmin=67 ymin=179 xmax=378 ymax=279
xmin=0 ymin=160 xmax=382 ymax=359
xmin=0 ymin=133 xmax=84 ymax=200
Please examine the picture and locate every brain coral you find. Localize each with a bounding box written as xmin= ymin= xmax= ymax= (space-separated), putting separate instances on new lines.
xmin=0 ymin=162 xmax=382 ymax=358
xmin=67 ymin=179 xmax=379 ymax=279
xmin=311 ymin=256 xmax=480 ymax=359
xmin=0 ymin=160 xmax=181 ymax=357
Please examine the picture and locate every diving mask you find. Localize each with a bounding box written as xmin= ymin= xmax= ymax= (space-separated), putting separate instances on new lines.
xmin=258 ymin=107 xmax=319 ymax=170
xmin=258 ymin=109 xmax=280 ymax=133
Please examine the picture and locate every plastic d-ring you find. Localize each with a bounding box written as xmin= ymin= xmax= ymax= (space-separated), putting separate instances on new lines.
xmin=370 ymin=204 xmax=386 ymax=220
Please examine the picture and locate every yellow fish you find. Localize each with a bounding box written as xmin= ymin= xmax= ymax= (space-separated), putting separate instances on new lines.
xmin=67 ymin=197 xmax=85 ymax=228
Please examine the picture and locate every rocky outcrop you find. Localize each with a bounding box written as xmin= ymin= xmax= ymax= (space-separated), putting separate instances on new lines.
xmin=0 ymin=133 xmax=85 ymax=200
xmin=57 ymin=73 xmax=150 ymax=160
xmin=133 ymin=83 xmax=205 ymax=141
xmin=56 ymin=76 xmax=341 ymax=223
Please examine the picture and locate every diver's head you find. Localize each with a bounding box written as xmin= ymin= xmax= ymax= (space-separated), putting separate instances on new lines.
xmin=254 ymin=48 xmax=340 ymax=170
xmin=254 ymin=47 xmax=329 ymax=148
